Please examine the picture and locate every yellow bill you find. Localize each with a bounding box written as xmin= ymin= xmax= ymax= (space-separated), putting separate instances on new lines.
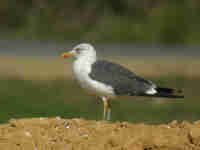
xmin=61 ymin=52 xmax=73 ymax=59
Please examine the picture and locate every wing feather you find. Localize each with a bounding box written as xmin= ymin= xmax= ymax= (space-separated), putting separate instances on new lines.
xmin=89 ymin=60 xmax=155 ymax=96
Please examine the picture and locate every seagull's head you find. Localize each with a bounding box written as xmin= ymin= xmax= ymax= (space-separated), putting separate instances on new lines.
xmin=61 ymin=43 xmax=96 ymax=60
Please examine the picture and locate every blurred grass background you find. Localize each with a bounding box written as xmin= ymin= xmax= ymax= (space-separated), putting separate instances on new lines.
xmin=1 ymin=0 xmax=200 ymax=44
xmin=0 ymin=56 xmax=199 ymax=124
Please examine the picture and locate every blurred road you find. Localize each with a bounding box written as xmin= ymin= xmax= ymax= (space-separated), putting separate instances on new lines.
xmin=0 ymin=39 xmax=199 ymax=58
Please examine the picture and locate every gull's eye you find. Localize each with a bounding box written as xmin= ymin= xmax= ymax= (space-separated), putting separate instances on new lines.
xmin=76 ymin=48 xmax=81 ymax=53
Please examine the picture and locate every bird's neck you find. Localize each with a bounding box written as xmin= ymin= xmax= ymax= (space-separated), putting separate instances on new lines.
xmin=77 ymin=54 xmax=96 ymax=65
xmin=73 ymin=55 xmax=97 ymax=74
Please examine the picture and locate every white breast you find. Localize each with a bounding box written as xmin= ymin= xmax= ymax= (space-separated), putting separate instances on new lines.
xmin=72 ymin=57 xmax=115 ymax=97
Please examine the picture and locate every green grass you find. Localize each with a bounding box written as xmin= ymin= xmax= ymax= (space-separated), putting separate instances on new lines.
xmin=0 ymin=75 xmax=199 ymax=124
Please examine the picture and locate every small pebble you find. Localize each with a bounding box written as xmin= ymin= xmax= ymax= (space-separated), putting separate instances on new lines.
xmin=24 ymin=131 xmax=32 ymax=137
xmin=56 ymin=116 xmax=61 ymax=120
xmin=39 ymin=117 xmax=47 ymax=120
xmin=64 ymin=121 xmax=70 ymax=128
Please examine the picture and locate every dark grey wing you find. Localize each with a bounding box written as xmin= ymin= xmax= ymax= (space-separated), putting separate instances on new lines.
xmin=89 ymin=60 xmax=156 ymax=96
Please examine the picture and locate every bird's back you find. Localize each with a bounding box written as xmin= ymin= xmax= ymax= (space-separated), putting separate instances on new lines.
xmin=89 ymin=60 xmax=155 ymax=96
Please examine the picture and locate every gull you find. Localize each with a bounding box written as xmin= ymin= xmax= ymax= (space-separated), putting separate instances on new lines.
xmin=61 ymin=43 xmax=184 ymax=121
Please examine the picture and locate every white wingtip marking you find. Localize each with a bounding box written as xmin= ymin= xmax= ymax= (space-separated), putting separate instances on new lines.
xmin=146 ymin=88 xmax=157 ymax=95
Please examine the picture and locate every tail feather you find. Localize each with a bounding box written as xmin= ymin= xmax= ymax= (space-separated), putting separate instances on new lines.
xmin=150 ymin=93 xmax=184 ymax=98
xmin=154 ymin=87 xmax=184 ymax=98
xmin=156 ymin=87 xmax=183 ymax=94
xmin=142 ymin=87 xmax=184 ymax=99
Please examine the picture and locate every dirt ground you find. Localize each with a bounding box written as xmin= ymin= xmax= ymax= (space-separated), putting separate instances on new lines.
xmin=0 ymin=118 xmax=200 ymax=150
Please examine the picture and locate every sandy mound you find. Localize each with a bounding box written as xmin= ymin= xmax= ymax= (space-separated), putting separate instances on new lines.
xmin=0 ymin=118 xmax=200 ymax=150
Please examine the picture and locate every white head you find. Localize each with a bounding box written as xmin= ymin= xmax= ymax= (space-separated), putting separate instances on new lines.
xmin=61 ymin=43 xmax=96 ymax=60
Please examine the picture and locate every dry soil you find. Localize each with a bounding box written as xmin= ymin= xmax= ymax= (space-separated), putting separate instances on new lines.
xmin=0 ymin=118 xmax=200 ymax=150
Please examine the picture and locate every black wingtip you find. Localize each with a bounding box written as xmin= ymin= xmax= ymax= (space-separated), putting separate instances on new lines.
xmin=156 ymin=87 xmax=183 ymax=94
xmin=151 ymin=94 xmax=184 ymax=99
xmin=164 ymin=95 xmax=184 ymax=99
xmin=156 ymin=87 xmax=184 ymax=98
xmin=138 ymin=93 xmax=184 ymax=99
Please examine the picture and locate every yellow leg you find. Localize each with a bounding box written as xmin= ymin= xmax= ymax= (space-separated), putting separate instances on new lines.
xmin=103 ymin=100 xmax=108 ymax=120
xmin=107 ymin=102 xmax=111 ymax=121
xmin=102 ymin=97 xmax=111 ymax=121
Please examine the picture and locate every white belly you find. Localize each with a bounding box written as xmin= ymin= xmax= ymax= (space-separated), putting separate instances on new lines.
xmin=72 ymin=59 xmax=115 ymax=97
